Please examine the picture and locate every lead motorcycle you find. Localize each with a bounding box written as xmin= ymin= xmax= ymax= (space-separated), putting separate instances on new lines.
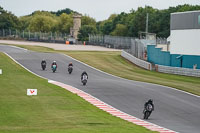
xmin=143 ymin=104 xmax=153 ymax=119
xmin=81 ymin=74 xmax=88 ymax=85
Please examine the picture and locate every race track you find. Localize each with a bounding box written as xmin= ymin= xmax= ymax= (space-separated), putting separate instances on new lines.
xmin=1 ymin=45 xmax=200 ymax=133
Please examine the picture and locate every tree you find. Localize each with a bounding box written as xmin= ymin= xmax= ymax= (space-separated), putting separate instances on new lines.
xmin=81 ymin=15 xmax=96 ymax=26
xmin=0 ymin=7 xmax=20 ymax=30
xmin=19 ymin=16 xmax=32 ymax=31
xmin=101 ymin=20 xmax=114 ymax=35
xmin=57 ymin=13 xmax=73 ymax=33
xmin=108 ymin=14 xmax=117 ymax=20
xmin=110 ymin=24 xmax=128 ymax=36
xmin=28 ymin=14 xmax=57 ymax=32
xmin=78 ymin=25 xmax=97 ymax=41
xmin=51 ymin=8 xmax=75 ymax=16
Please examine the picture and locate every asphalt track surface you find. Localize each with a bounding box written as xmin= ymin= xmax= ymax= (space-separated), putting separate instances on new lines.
xmin=1 ymin=45 xmax=200 ymax=133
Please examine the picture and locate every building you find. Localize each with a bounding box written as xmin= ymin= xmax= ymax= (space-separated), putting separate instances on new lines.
xmin=170 ymin=11 xmax=200 ymax=55
xmin=70 ymin=14 xmax=82 ymax=40
xmin=147 ymin=11 xmax=200 ymax=69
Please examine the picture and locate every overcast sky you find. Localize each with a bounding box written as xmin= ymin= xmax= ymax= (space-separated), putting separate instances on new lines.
xmin=0 ymin=0 xmax=199 ymax=21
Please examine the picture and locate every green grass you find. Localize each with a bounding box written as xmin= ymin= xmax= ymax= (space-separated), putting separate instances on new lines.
xmin=10 ymin=44 xmax=200 ymax=96
xmin=0 ymin=52 xmax=155 ymax=133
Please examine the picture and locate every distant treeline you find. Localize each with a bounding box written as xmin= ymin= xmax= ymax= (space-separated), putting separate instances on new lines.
xmin=1 ymin=4 xmax=200 ymax=41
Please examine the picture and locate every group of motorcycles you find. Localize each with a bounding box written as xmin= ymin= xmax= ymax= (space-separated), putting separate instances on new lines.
xmin=41 ymin=60 xmax=154 ymax=119
xmin=41 ymin=60 xmax=88 ymax=86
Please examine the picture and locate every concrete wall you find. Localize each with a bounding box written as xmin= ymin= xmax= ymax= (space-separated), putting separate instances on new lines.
xmin=156 ymin=65 xmax=200 ymax=77
xmin=121 ymin=51 xmax=152 ymax=70
xmin=182 ymin=55 xmax=200 ymax=69
xmin=148 ymin=45 xmax=200 ymax=69
xmin=147 ymin=45 xmax=171 ymax=66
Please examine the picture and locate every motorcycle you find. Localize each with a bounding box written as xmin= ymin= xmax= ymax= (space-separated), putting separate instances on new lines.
xmin=68 ymin=66 xmax=73 ymax=74
xmin=143 ymin=104 xmax=153 ymax=119
xmin=41 ymin=62 xmax=46 ymax=70
xmin=52 ymin=64 xmax=57 ymax=73
xmin=81 ymin=74 xmax=88 ymax=85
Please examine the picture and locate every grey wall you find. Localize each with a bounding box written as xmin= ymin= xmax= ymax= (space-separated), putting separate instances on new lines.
xmin=170 ymin=11 xmax=200 ymax=30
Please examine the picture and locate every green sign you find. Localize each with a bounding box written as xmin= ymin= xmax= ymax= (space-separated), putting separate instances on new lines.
xmin=199 ymin=15 xmax=200 ymax=25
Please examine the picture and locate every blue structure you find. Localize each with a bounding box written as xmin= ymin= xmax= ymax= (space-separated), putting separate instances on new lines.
xmin=147 ymin=45 xmax=200 ymax=69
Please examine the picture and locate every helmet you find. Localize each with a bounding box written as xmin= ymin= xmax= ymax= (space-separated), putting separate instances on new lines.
xmin=148 ymin=99 xmax=153 ymax=103
xmin=53 ymin=61 xmax=56 ymax=63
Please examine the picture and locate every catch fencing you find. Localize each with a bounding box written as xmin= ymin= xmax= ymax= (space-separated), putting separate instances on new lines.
xmin=121 ymin=51 xmax=152 ymax=70
xmin=89 ymin=34 xmax=132 ymax=49
xmin=156 ymin=65 xmax=200 ymax=77
xmin=89 ymin=34 xmax=146 ymax=60
xmin=0 ymin=29 xmax=68 ymax=44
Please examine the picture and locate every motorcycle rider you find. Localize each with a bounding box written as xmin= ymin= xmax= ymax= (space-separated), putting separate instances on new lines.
xmin=81 ymin=71 xmax=88 ymax=80
xmin=144 ymin=99 xmax=154 ymax=115
xmin=41 ymin=59 xmax=46 ymax=70
xmin=68 ymin=62 xmax=73 ymax=67
xmin=41 ymin=59 xmax=46 ymax=66
xmin=51 ymin=61 xmax=57 ymax=68
xmin=68 ymin=62 xmax=73 ymax=74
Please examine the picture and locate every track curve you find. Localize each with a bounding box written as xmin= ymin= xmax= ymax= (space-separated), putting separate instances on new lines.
xmin=1 ymin=45 xmax=200 ymax=133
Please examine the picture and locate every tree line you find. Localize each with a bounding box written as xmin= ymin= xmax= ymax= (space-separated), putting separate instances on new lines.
xmin=1 ymin=4 xmax=200 ymax=41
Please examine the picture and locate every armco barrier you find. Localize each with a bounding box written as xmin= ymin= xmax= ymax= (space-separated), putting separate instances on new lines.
xmin=121 ymin=51 xmax=152 ymax=70
xmin=156 ymin=65 xmax=200 ymax=77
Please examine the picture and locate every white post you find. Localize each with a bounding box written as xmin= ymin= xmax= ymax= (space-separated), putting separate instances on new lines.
xmin=0 ymin=69 xmax=2 ymax=74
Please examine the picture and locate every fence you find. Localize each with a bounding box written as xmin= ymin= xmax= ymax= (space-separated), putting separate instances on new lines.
xmin=156 ymin=65 xmax=200 ymax=77
xmin=156 ymin=37 xmax=168 ymax=44
xmin=89 ymin=34 xmax=133 ymax=49
xmin=121 ymin=51 xmax=152 ymax=70
xmin=89 ymin=34 xmax=147 ymax=60
xmin=128 ymin=39 xmax=145 ymax=60
xmin=0 ymin=29 xmax=68 ymax=44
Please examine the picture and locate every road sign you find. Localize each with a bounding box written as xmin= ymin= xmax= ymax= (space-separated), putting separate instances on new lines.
xmin=27 ymin=89 xmax=37 ymax=96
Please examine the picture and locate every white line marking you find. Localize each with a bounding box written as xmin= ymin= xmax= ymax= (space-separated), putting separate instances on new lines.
xmin=3 ymin=52 xmax=48 ymax=81
xmin=9 ymin=45 xmax=28 ymax=51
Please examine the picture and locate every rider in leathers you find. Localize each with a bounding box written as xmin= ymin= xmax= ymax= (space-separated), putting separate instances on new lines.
xmin=81 ymin=71 xmax=88 ymax=80
xmin=144 ymin=99 xmax=154 ymax=115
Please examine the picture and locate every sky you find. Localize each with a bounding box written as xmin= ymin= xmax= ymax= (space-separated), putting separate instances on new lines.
xmin=0 ymin=0 xmax=200 ymax=21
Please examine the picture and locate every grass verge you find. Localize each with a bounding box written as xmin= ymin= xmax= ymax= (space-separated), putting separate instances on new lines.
xmin=0 ymin=52 xmax=155 ymax=133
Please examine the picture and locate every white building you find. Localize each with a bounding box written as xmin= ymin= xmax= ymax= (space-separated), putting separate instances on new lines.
xmin=170 ymin=11 xmax=200 ymax=55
